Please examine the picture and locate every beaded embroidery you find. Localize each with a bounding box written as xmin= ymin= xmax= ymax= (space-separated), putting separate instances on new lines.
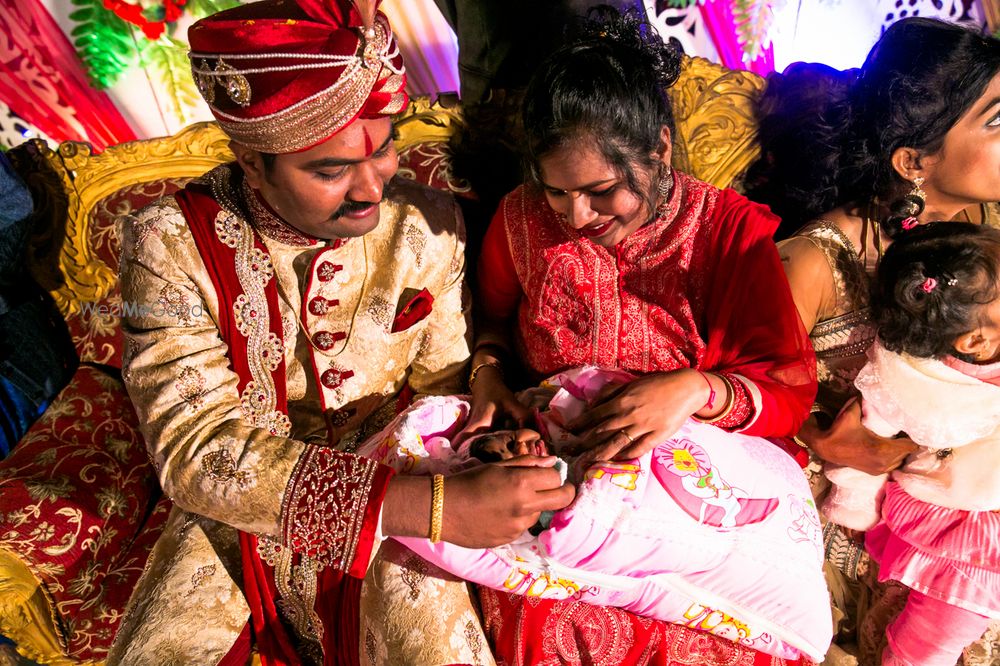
xmin=189 ymin=17 xmax=405 ymax=152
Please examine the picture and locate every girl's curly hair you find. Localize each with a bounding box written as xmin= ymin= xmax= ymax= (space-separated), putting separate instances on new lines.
xmin=873 ymin=222 xmax=1000 ymax=359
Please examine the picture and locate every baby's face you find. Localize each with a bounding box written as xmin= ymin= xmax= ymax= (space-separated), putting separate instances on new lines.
xmin=470 ymin=428 xmax=548 ymax=462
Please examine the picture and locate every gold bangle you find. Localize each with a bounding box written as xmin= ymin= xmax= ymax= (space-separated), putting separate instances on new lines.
xmin=692 ymin=373 xmax=736 ymax=424
xmin=429 ymin=474 xmax=444 ymax=543
xmin=468 ymin=360 xmax=503 ymax=390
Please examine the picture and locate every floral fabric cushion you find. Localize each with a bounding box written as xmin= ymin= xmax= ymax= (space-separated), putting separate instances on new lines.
xmin=0 ymin=364 xmax=170 ymax=662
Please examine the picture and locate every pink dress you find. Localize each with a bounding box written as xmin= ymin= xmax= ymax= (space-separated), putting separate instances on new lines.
xmin=357 ymin=367 xmax=832 ymax=662
xmin=838 ymin=343 xmax=1000 ymax=618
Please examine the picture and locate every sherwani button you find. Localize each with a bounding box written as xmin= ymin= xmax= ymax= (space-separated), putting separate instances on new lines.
xmin=317 ymin=262 xmax=343 ymax=282
xmin=326 ymin=407 xmax=356 ymax=427
xmin=320 ymin=368 xmax=354 ymax=389
xmin=308 ymin=296 xmax=339 ymax=316
xmin=312 ymin=331 xmax=345 ymax=351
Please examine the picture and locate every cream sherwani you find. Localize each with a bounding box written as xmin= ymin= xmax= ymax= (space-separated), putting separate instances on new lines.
xmin=109 ymin=166 xmax=491 ymax=665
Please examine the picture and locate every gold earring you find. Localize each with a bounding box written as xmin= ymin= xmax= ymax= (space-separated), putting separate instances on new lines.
xmin=909 ymin=176 xmax=926 ymax=205
xmin=657 ymin=167 xmax=673 ymax=201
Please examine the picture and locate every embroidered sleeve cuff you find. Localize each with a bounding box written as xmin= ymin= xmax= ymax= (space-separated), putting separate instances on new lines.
xmin=281 ymin=446 xmax=394 ymax=578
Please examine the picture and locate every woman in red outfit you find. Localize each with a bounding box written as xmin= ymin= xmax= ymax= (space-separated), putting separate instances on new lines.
xmin=464 ymin=8 xmax=819 ymax=665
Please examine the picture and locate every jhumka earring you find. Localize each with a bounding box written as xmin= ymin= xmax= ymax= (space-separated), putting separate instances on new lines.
xmin=892 ymin=175 xmax=927 ymax=232
xmin=909 ymin=176 xmax=926 ymax=207
xmin=657 ymin=166 xmax=674 ymax=202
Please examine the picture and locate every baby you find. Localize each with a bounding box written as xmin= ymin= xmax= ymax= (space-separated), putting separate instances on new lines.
xmin=467 ymin=428 xmax=549 ymax=462
xmin=357 ymin=366 xmax=831 ymax=661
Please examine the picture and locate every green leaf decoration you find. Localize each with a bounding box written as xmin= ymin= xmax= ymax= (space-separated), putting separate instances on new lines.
xmin=732 ymin=0 xmax=784 ymax=62
xmin=70 ymin=0 xmax=140 ymax=89
xmin=142 ymin=35 xmax=203 ymax=126
xmin=67 ymin=0 xmax=243 ymax=121
xmin=665 ymin=0 xmax=698 ymax=8
xmin=185 ymin=0 xmax=243 ymax=19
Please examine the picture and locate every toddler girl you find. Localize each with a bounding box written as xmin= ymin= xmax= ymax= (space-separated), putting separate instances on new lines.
xmin=822 ymin=222 xmax=1000 ymax=666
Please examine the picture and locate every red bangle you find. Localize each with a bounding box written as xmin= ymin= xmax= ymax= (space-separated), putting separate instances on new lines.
xmin=697 ymin=370 xmax=716 ymax=410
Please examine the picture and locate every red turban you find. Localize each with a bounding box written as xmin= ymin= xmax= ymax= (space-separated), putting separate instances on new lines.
xmin=188 ymin=0 xmax=408 ymax=153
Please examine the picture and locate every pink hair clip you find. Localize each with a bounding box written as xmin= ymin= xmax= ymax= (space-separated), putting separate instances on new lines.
xmin=921 ymin=277 xmax=938 ymax=293
xmin=901 ymin=217 xmax=919 ymax=230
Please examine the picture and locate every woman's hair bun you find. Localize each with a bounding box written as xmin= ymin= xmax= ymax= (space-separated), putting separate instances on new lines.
xmin=577 ymin=5 xmax=681 ymax=91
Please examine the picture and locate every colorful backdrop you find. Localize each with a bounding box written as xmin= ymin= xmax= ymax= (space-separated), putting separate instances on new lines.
xmin=0 ymin=0 xmax=992 ymax=150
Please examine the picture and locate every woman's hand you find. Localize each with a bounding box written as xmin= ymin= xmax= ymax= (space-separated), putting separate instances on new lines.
xmin=800 ymin=398 xmax=918 ymax=475
xmin=566 ymin=369 xmax=708 ymax=462
xmin=455 ymin=366 xmax=532 ymax=444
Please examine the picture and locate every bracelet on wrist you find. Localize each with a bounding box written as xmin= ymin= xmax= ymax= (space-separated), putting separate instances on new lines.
xmin=692 ymin=373 xmax=736 ymax=424
xmin=696 ymin=370 xmax=716 ymax=410
xmin=429 ymin=474 xmax=444 ymax=543
xmin=468 ymin=360 xmax=503 ymax=390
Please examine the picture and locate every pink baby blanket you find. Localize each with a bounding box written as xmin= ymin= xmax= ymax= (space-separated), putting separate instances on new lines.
xmin=357 ymin=367 xmax=831 ymax=661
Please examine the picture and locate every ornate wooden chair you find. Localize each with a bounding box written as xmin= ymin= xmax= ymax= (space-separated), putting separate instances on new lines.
xmin=0 ymin=56 xmax=763 ymax=665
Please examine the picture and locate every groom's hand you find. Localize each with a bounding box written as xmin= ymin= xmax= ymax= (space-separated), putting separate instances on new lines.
xmin=443 ymin=457 xmax=575 ymax=547
xmin=382 ymin=457 xmax=575 ymax=548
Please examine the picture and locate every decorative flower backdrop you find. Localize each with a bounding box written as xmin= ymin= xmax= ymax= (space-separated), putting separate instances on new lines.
xmin=0 ymin=0 xmax=993 ymax=150
xmin=69 ymin=0 xmax=239 ymax=126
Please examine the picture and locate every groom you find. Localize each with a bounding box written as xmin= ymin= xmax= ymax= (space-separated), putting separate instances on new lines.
xmin=109 ymin=1 xmax=574 ymax=663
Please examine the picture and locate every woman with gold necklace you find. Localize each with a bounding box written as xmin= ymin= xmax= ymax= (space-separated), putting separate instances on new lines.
xmin=762 ymin=17 xmax=1000 ymax=665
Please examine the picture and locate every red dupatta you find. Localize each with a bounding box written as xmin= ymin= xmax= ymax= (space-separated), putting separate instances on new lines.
xmin=178 ymin=176 xmax=302 ymax=666
xmin=697 ymin=187 xmax=816 ymax=437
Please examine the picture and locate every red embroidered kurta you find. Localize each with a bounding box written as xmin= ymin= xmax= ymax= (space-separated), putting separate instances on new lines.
xmin=479 ymin=170 xmax=815 ymax=437
xmin=476 ymin=170 xmax=817 ymax=664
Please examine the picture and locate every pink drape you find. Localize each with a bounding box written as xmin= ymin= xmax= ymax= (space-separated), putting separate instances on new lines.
xmin=0 ymin=0 xmax=136 ymax=151
xmin=698 ymin=0 xmax=775 ymax=77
